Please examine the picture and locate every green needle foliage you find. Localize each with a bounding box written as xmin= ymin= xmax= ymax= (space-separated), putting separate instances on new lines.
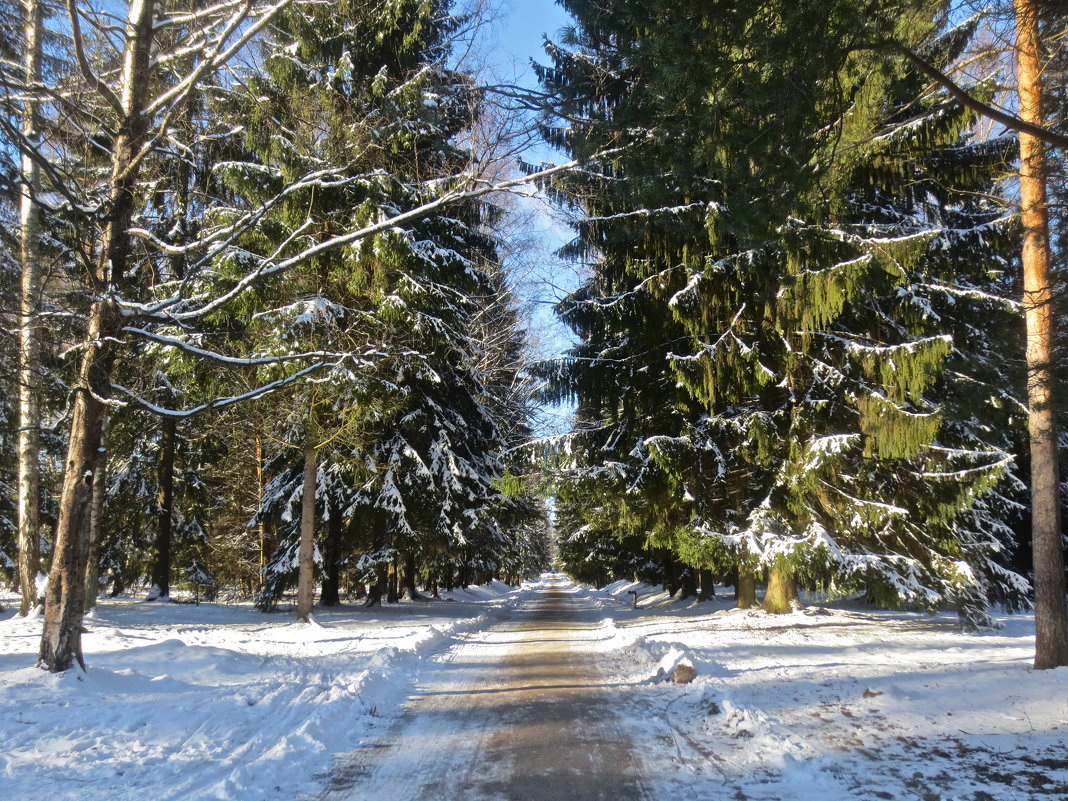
xmin=539 ymin=0 xmax=1028 ymax=626
xmin=206 ymin=0 xmax=547 ymax=607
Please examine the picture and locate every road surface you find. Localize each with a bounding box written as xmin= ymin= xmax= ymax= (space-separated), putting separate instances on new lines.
xmin=316 ymin=577 xmax=649 ymax=800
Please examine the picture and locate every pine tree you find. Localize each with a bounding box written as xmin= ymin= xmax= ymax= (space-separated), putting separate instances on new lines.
xmin=1012 ymin=0 xmax=1068 ymax=667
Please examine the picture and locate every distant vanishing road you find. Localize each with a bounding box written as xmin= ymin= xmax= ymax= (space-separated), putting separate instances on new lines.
xmin=315 ymin=576 xmax=650 ymax=800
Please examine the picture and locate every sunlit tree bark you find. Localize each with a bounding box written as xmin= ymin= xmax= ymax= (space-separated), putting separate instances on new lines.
xmin=1014 ymin=0 xmax=1068 ymax=670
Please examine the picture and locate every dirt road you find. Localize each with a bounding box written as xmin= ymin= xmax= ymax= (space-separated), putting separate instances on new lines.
xmin=316 ymin=577 xmax=649 ymax=800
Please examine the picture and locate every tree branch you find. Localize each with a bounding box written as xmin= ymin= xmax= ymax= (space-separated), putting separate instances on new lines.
xmin=132 ymin=153 xmax=619 ymax=323
xmin=65 ymin=0 xmax=124 ymax=116
xmin=112 ymin=362 xmax=329 ymax=418
xmin=123 ymin=326 xmax=353 ymax=366
xmin=892 ymin=42 xmax=1068 ymax=150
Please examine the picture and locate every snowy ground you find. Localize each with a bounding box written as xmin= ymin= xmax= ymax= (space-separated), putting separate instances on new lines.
xmin=2 ymin=578 xmax=1066 ymax=800
xmin=0 ymin=583 xmax=523 ymax=801
xmin=593 ymin=580 xmax=1068 ymax=801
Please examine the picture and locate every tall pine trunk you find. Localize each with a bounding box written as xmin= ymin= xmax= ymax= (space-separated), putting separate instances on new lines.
xmin=149 ymin=417 xmax=176 ymax=599
xmin=362 ymin=513 xmax=387 ymax=607
xmin=296 ymin=435 xmax=318 ymax=622
xmin=1014 ymin=0 xmax=1068 ymax=670
xmin=319 ymin=502 xmax=343 ymax=606
xmin=387 ymin=559 xmax=399 ymax=603
xmin=38 ymin=0 xmax=157 ymax=672
xmin=401 ymin=552 xmax=418 ymax=600
xmin=698 ymin=568 xmax=716 ymax=601
xmin=16 ymin=0 xmax=44 ymax=617
xmin=255 ymin=431 xmax=270 ymax=589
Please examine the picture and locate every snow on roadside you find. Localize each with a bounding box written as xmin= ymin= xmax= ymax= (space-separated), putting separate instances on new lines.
xmin=0 ymin=583 xmax=522 ymax=801
xmin=588 ymin=580 xmax=1068 ymax=801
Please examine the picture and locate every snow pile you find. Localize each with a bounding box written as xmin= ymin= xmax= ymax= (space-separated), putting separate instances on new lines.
xmin=0 ymin=585 xmax=520 ymax=801
xmin=600 ymin=579 xmax=683 ymax=608
xmin=653 ymin=646 xmax=696 ymax=682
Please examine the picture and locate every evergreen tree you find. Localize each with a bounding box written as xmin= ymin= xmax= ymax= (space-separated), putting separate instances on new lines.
xmin=219 ymin=0 xmax=544 ymax=611
xmin=94 ymin=394 xmax=216 ymax=600
xmin=538 ymin=1 xmax=1028 ymax=625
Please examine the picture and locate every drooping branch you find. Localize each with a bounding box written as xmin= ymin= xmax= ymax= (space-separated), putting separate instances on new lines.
xmin=112 ymin=361 xmax=331 ymax=418
xmin=123 ymin=326 xmax=353 ymax=366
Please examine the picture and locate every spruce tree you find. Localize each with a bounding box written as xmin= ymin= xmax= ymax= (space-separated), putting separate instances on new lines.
xmin=218 ymin=0 xmax=541 ymax=610
xmin=539 ymin=1 xmax=1028 ymax=625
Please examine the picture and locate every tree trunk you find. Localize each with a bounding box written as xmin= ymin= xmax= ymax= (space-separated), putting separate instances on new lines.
xmin=387 ymin=559 xmax=400 ymax=603
xmin=149 ymin=417 xmax=176 ymax=599
xmin=84 ymin=419 xmax=110 ymax=613
xmin=763 ymin=562 xmax=798 ymax=614
xmin=736 ymin=568 xmax=757 ymax=609
xmin=38 ymin=0 xmax=158 ymax=673
xmin=663 ymin=558 xmax=678 ymax=597
xmin=1014 ymin=0 xmax=1068 ymax=670
xmin=17 ymin=0 xmax=44 ymax=618
xmin=255 ymin=431 xmax=271 ymax=590
xmin=678 ymin=566 xmax=697 ymax=600
xmin=38 ymin=344 xmax=111 ymax=671
xmin=401 ymin=552 xmax=418 ymax=600
xmin=296 ymin=440 xmax=317 ymax=622
xmin=698 ymin=568 xmax=716 ymax=601
xmin=320 ymin=502 xmax=343 ymax=607
xmin=364 ymin=567 xmax=385 ymax=607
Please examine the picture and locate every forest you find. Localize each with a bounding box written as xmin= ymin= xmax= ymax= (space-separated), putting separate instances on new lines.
xmin=1 ymin=0 xmax=1067 ymax=676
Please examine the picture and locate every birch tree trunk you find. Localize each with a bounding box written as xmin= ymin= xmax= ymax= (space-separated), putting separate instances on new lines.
xmin=16 ymin=0 xmax=44 ymax=617
xmin=1014 ymin=0 xmax=1068 ymax=670
xmin=38 ymin=0 xmax=157 ymax=672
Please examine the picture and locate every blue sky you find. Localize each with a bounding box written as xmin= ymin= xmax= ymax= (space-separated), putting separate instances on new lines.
xmin=484 ymin=1 xmax=581 ymax=437
xmin=492 ymin=0 xmax=573 ymax=82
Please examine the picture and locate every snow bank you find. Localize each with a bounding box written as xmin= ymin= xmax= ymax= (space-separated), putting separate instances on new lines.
xmin=0 ymin=584 xmax=521 ymax=801
xmin=5 ymin=578 xmax=1065 ymax=801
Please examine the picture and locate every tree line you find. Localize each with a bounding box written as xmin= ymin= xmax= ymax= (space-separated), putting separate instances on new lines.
xmin=0 ymin=0 xmax=558 ymax=672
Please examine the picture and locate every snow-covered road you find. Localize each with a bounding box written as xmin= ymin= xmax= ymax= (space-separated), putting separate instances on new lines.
xmin=317 ymin=577 xmax=649 ymax=800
